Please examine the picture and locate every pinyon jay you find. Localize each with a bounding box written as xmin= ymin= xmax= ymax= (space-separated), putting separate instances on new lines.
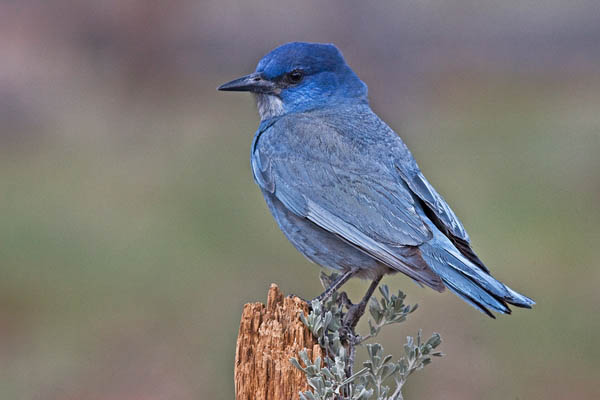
xmin=219 ymin=42 xmax=534 ymax=319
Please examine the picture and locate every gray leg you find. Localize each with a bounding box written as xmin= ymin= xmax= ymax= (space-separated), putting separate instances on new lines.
xmin=312 ymin=269 xmax=357 ymax=303
xmin=343 ymin=275 xmax=383 ymax=330
xmin=342 ymin=275 xmax=383 ymax=380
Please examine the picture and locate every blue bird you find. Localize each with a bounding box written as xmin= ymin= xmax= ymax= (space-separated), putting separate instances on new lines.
xmin=219 ymin=42 xmax=534 ymax=318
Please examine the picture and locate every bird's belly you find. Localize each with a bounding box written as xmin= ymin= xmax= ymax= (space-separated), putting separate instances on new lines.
xmin=262 ymin=191 xmax=389 ymax=280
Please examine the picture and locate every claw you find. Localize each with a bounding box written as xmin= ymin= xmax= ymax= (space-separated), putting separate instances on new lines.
xmin=337 ymin=291 xmax=354 ymax=308
xmin=286 ymin=293 xmax=312 ymax=309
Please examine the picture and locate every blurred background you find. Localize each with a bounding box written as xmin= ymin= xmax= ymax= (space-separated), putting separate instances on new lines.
xmin=1 ymin=1 xmax=599 ymax=399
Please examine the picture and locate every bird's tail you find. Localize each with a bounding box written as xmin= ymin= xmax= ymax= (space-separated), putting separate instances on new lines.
xmin=419 ymin=240 xmax=535 ymax=318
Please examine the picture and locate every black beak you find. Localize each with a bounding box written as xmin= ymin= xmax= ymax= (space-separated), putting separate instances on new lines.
xmin=218 ymin=72 xmax=276 ymax=93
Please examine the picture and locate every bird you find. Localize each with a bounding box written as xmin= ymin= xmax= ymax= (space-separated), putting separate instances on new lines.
xmin=218 ymin=42 xmax=534 ymax=318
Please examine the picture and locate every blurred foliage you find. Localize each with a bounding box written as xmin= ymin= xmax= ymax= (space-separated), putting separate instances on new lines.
xmin=293 ymin=282 xmax=441 ymax=400
xmin=1 ymin=1 xmax=600 ymax=399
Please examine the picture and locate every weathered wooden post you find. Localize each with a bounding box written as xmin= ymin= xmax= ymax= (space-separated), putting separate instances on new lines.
xmin=234 ymin=284 xmax=323 ymax=400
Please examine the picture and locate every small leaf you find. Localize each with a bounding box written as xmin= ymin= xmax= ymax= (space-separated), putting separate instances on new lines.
xmin=299 ymin=392 xmax=311 ymax=400
xmin=299 ymin=349 xmax=311 ymax=365
xmin=379 ymin=284 xmax=390 ymax=301
xmin=304 ymin=389 xmax=318 ymax=399
xmin=321 ymin=367 xmax=334 ymax=380
xmin=290 ymin=357 xmax=304 ymax=371
xmin=426 ymin=333 xmax=442 ymax=348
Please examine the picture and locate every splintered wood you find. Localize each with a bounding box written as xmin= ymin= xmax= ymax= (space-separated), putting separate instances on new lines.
xmin=235 ymin=284 xmax=323 ymax=400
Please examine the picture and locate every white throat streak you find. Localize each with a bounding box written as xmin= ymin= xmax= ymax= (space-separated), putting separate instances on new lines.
xmin=255 ymin=93 xmax=284 ymax=120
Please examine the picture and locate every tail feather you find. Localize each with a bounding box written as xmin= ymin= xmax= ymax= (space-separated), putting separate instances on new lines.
xmin=444 ymin=283 xmax=498 ymax=319
xmin=417 ymin=220 xmax=534 ymax=316
xmin=505 ymin=286 xmax=535 ymax=308
xmin=420 ymin=244 xmax=511 ymax=315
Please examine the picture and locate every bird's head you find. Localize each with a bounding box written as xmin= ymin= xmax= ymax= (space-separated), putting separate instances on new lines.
xmin=218 ymin=42 xmax=368 ymax=120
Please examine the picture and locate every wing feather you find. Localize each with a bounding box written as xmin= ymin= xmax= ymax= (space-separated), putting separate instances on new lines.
xmin=251 ymin=116 xmax=443 ymax=289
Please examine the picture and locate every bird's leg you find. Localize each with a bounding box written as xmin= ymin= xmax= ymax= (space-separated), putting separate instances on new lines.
xmin=311 ymin=269 xmax=357 ymax=304
xmin=341 ymin=275 xmax=383 ymax=381
xmin=336 ymin=291 xmax=354 ymax=309
xmin=320 ymin=272 xmax=353 ymax=309
xmin=343 ymin=275 xmax=383 ymax=331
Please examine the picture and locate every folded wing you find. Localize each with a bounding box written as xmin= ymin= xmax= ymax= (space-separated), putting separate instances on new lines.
xmin=252 ymin=116 xmax=444 ymax=290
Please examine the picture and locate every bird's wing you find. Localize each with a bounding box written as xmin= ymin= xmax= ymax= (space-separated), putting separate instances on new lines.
xmin=389 ymin=132 xmax=490 ymax=272
xmin=390 ymin=140 xmax=469 ymax=241
xmin=252 ymin=115 xmax=444 ymax=289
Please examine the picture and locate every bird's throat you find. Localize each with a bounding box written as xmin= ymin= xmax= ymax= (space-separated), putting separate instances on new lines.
xmin=255 ymin=93 xmax=284 ymax=120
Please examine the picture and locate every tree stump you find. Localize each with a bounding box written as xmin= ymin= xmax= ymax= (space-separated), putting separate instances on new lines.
xmin=235 ymin=284 xmax=323 ymax=400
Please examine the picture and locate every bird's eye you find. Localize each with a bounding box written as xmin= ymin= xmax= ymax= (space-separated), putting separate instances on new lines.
xmin=286 ymin=69 xmax=304 ymax=84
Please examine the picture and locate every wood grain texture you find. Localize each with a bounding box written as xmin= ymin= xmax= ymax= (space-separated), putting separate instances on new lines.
xmin=235 ymin=284 xmax=323 ymax=400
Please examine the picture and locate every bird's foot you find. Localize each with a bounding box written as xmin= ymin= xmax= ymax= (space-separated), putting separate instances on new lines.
xmin=342 ymin=300 xmax=368 ymax=331
xmin=337 ymin=291 xmax=354 ymax=309
xmin=286 ymin=293 xmax=312 ymax=309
